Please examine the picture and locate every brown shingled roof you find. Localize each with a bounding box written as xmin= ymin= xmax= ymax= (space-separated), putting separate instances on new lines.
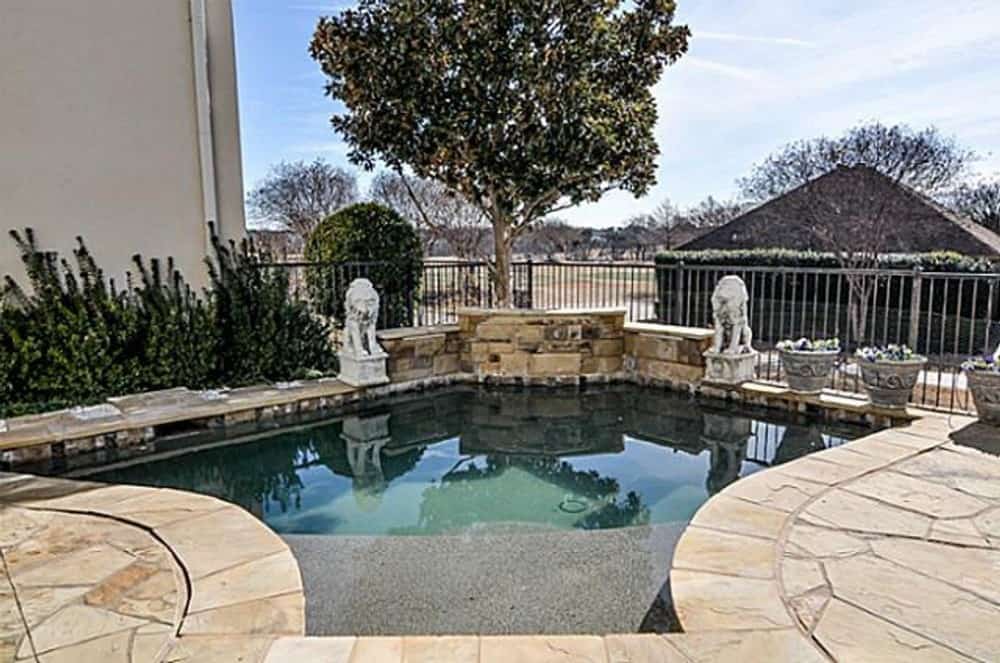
xmin=680 ymin=167 xmax=1000 ymax=256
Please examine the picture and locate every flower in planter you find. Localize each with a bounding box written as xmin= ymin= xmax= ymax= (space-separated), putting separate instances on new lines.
xmin=776 ymin=337 xmax=840 ymax=352
xmin=856 ymin=344 xmax=915 ymax=362
xmin=961 ymin=354 xmax=1000 ymax=372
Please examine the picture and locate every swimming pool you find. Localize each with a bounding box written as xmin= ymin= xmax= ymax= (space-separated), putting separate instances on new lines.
xmin=91 ymin=385 xmax=862 ymax=537
xmin=87 ymin=385 xmax=866 ymax=635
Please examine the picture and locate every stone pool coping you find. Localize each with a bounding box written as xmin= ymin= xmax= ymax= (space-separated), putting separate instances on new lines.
xmin=0 ymin=472 xmax=305 ymax=661
xmin=4 ymin=405 xmax=998 ymax=661
xmin=1 ymin=374 xmax=916 ymax=474
xmin=671 ymin=408 xmax=1000 ymax=661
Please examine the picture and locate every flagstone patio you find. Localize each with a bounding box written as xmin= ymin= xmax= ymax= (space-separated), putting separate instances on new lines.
xmin=1 ymin=408 xmax=998 ymax=662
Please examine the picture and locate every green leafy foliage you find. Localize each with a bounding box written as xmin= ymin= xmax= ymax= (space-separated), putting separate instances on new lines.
xmin=1 ymin=227 xmax=335 ymax=417
xmin=303 ymin=203 xmax=422 ymax=327
xmin=209 ymin=230 xmax=337 ymax=385
xmin=309 ymin=0 xmax=689 ymax=304
xmin=654 ymin=249 xmax=995 ymax=273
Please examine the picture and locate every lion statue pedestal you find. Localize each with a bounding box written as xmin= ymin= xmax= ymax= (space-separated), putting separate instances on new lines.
xmin=338 ymin=278 xmax=389 ymax=387
xmin=703 ymin=275 xmax=758 ymax=386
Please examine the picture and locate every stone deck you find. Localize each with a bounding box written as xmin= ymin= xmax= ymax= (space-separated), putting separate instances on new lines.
xmin=3 ymin=408 xmax=999 ymax=661
xmin=671 ymin=410 xmax=1000 ymax=662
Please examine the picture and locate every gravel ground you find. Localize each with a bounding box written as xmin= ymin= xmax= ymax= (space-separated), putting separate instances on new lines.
xmin=284 ymin=522 xmax=685 ymax=636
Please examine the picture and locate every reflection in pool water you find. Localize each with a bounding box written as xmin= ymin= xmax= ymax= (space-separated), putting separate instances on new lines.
xmin=90 ymin=386 xmax=865 ymax=536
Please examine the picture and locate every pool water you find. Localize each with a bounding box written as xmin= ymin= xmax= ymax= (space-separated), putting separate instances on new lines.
xmin=91 ymin=385 xmax=865 ymax=537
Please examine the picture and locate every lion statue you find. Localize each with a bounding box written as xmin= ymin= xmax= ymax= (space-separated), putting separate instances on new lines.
xmin=343 ymin=278 xmax=383 ymax=357
xmin=710 ymin=275 xmax=753 ymax=354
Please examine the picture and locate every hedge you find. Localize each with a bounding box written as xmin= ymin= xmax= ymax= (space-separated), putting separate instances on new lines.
xmin=1 ymin=227 xmax=336 ymax=418
xmin=654 ymin=249 xmax=996 ymax=273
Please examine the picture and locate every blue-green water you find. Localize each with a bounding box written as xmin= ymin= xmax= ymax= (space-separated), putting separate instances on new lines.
xmin=90 ymin=386 xmax=865 ymax=536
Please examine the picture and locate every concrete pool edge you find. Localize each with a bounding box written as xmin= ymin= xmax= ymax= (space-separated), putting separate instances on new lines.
xmin=4 ymin=406 xmax=998 ymax=661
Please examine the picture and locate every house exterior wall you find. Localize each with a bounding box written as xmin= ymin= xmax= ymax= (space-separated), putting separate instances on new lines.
xmin=0 ymin=0 xmax=245 ymax=292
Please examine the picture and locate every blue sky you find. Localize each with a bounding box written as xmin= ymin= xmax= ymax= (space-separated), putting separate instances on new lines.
xmin=232 ymin=0 xmax=1000 ymax=228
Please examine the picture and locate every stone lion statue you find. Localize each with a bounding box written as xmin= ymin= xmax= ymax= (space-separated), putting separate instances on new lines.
xmin=344 ymin=278 xmax=382 ymax=356
xmin=710 ymin=275 xmax=753 ymax=354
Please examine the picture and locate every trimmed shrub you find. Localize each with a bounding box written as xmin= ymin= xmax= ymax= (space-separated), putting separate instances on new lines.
xmin=0 ymin=227 xmax=336 ymax=417
xmin=304 ymin=203 xmax=423 ymax=327
xmin=654 ymin=249 xmax=995 ymax=273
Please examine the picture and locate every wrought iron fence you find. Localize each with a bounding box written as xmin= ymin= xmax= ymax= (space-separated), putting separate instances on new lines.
xmin=261 ymin=259 xmax=999 ymax=413
xmin=656 ymin=263 xmax=1000 ymax=413
xmin=259 ymin=259 xmax=662 ymax=327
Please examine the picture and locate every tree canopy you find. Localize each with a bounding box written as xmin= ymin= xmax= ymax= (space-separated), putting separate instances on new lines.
xmin=310 ymin=0 xmax=689 ymax=303
xmin=738 ymin=122 xmax=976 ymax=202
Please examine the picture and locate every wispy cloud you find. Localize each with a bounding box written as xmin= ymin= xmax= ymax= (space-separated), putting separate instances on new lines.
xmin=683 ymin=56 xmax=765 ymax=82
xmin=695 ymin=31 xmax=814 ymax=48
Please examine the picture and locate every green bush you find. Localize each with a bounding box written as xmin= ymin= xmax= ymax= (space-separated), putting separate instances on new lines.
xmin=304 ymin=203 xmax=422 ymax=327
xmin=208 ymin=231 xmax=336 ymax=385
xmin=0 ymin=227 xmax=336 ymax=418
xmin=654 ymin=249 xmax=995 ymax=273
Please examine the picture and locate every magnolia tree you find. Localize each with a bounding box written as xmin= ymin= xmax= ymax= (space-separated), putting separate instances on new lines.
xmin=310 ymin=0 xmax=689 ymax=306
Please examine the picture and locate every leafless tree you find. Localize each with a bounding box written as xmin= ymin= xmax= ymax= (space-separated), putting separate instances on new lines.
xmin=950 ymin=178 xmax=1000 ymax=233
xmin=370 ymin=172 xmax=491 ymax=260
xmin=247 ymin=229 xmax=302 ymax=260
xmin=630 ymin=196 xmax=744 ymax=252
xmin=739 ymin=122 xmax=976 ymax=202
xmin=521 ymin=218 xmax=585 ymax=260
xmin=793 ymin=166 xmax=915 ymax=345
xmin=681 ymin=196 xmax=747 ymax=229
xmin=247 ymin=159 xmax=358 ymax=242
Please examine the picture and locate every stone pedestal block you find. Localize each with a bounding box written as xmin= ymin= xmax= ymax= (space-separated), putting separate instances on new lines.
xmin=338 ymin=350 xmax=390 ymax=387
xmin=704 ymin=350 xmax=758 ymax=386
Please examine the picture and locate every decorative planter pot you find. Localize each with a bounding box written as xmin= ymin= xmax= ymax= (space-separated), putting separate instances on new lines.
xmin=779 ymin=349 xmax=839 ymax=394
xmin=858 ymin=357 xmax=926 ymax=409
xmin=966 ymin=370 xmax=1000 ymax=424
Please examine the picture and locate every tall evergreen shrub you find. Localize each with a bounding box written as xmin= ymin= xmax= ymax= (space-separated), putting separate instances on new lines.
xmin=0 ymin=227 xmax=336 ymax=417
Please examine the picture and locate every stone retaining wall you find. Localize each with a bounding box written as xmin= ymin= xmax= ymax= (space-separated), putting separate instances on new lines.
xmin=624 ymin=322 xmax=715 ymax=387
xmin=456 ymin=308 xmax=626 ymax=380
xmin=377 ymin=325 xmax=462 ymax=383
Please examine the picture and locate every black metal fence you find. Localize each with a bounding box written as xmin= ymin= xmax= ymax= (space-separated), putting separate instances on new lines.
xmin=260 ymin=259 xmax=662 ymax=327
xmin=262 ymin=259 xmax=1000 ymax=412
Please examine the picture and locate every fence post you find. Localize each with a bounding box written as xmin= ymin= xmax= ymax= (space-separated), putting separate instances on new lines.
xmin=525 ymin=257 xmax=534 ymax=309
xmin=907 ymin=267 xmax=923 ymax=350
xmin=673 ymin=261 xmax=685 ymax=326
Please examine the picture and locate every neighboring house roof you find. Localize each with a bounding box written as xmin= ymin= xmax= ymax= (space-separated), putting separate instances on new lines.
xmin=669 ymin=221 xmax=714 ymax=248
xmin=680 ymin=166 xmax=1000 ymax=256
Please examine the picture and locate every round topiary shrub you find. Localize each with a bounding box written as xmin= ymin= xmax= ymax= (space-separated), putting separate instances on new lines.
xmin=304 ymin=202 xmax=423 ymax=328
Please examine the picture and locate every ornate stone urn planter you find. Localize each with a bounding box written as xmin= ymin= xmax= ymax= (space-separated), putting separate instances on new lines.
xmin=966 ymin=371 xmax=1000 ymax=423
xmin=961 ymin=351 xmax=1000 ymax=423
xmin=856 ymin=345 xmax=926 ymax=410
xmin=777 ymin=338 xmax=840 ymax=394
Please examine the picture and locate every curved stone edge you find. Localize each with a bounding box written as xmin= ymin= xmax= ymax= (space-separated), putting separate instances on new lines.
xmin=668 ymin=410 xmax=971 ymax=661
xmin=0 ymin=473 xmax=305 ymax=661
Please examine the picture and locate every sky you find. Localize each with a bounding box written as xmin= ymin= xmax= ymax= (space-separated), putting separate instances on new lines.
xmin=232 ymin=0 xmax=1000 ymax=229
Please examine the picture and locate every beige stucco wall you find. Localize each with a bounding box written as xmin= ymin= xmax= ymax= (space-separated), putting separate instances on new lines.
xmin=0 ymin=0 xmax=245 ymax=292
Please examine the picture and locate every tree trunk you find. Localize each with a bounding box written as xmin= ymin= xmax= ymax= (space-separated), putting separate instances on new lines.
xmin=492 ymin=217 xmax=513 ymax=308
